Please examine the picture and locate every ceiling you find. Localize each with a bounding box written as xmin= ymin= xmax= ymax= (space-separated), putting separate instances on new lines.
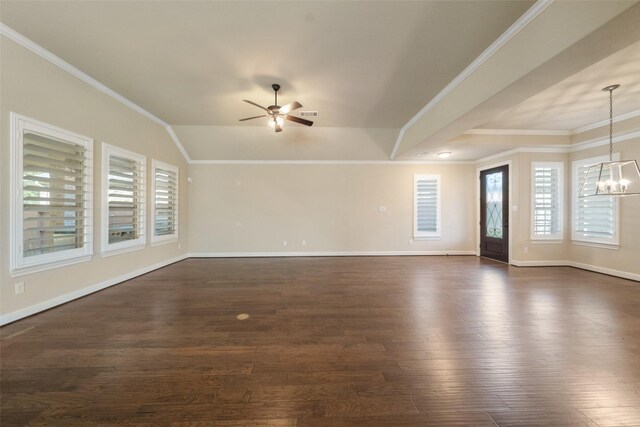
xmin=1 ymin=1 xmax=639 ymax=162
xmin=477 ymin=40 xmax=640 ymax=132
xmin=0 ymin=0 xmax=532 ymax=128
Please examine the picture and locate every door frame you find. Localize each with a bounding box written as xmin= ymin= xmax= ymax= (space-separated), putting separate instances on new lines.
xmin=476 ymin=160 xmax=512 ymax=264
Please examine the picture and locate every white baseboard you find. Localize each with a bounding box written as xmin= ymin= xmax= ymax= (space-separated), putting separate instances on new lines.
xmin=189 ymin=250 xmax=477 ymax=258
xmin=569 ymin=261 xmax=640 ymax=282
xmin=511 ymin=259 xmax=571 ymax=267
xmin=0 ymin=254 xmax=189 ymax=326
xmin=511 ymin=259 xmax=640 ymax=282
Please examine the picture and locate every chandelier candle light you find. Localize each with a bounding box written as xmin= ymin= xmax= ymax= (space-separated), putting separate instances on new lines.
xmin=579 ymin=84 xmax=640 ymax=197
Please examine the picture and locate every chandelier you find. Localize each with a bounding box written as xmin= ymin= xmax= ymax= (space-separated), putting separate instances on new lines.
xmin=579 ymin=84 xmax=640 ymax=197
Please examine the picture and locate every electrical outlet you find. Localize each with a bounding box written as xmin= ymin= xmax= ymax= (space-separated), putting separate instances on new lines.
xmin=379 ymin=206 xmax=386 ymax=212
xmin=177 ymin=244 xmax=181 ymax=250
xmin=283 ymin=240 xmax=288 ymax=247
xmin=302 ymin=240 xmax=307 ymax=246
xmin=15 ymin=282 xmax=25 ymax=294
xmin=524 ymin=246 xmax=529 ymax=253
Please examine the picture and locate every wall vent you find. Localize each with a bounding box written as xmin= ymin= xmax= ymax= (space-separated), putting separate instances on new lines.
xmin=299 ymin=111 xmax=319 ymax=117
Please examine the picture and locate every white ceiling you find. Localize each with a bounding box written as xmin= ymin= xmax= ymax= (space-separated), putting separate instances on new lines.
xmin=1 ymin=1 xmax=639 ymax=162
xmin=478 ymin=40 xmax=640 ymax=131
xmin=0 ymin=0 xmax=532 ymax=128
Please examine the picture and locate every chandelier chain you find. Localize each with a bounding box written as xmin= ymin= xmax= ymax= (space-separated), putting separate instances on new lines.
xmin=609 ymin=87 xmax=613 ymax=161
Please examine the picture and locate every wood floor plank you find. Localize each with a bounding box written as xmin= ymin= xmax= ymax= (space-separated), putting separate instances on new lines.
xmin=2 ymin=256 xmax=640 ymax=425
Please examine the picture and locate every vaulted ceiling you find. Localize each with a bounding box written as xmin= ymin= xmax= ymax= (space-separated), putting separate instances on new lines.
xmin=2 ymin=0 xmax=639 ymax=161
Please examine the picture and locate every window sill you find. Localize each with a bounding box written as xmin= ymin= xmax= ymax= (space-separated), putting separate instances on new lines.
xmin=413 ymin=236 xmax=441 ymax=241
xmin=151 ymin=236 xmax=179 ymax=247
xmin=101 ymin=243 xmax=146 ymax=258
xmin=571 ymin=240 xmax=619 ymax=250
xmin=11 ymin=254 xmax=93 ymax=278
xmin=530 ymin=239 xmax=563 ymax=245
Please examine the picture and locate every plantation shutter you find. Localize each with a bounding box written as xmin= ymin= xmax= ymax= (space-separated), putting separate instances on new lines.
xmin=576 ymin=163 xmax=614 ymax=240
xmin=154 ymin=166 xmax=178 ymax=237
xmin=22 ymin=132 xmax=90 ymax=257
xmin=532 ymin=167 xmax=561 ymax=237
xmin=415 ymin=175 xmax=440 ymax=237
xmin=108 ymin=155 xmax=144 ymax=244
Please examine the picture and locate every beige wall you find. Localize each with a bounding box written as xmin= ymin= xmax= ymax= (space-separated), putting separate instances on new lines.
xmin=189 ymin=163 xmax=476 ymax=255
xmin=0 ymin=37 xmax=189 ymax=319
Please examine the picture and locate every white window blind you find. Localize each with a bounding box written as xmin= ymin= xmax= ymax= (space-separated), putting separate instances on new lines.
xmin=152 ymin=160 xmax=179 ymax=243
xmin=531 ymin=163 xmax=563 ymax=240
xmin=414 ymin=175 xmax=441 ymax=239
xmin=572 ymin=155 xmax=618 ymax=246
xmin=11 ymin=113 xmax=93 ymax=275
xmin=101 ymin=144 xmax=146 ymax=255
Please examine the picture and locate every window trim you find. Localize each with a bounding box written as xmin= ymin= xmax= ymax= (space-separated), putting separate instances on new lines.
xmin=10 ymin=112 xmax=94 ymax=277
xmin=571 ymin=154 xmax=620 ymax=247
xmin=150 ymin=159 xmax=179 ymax=245
xmin=530 ymin=161 xmax=564 ymax=241
xmin=101 ymin=143 xmax=147 ymax=257
xmin=413 ymin=174 xmax=441 ymax=240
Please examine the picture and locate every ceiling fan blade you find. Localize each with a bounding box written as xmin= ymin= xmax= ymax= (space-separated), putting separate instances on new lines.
xmin=238 ymin=115 xmax=267 ymax=121
xmin=243 ymin=100 xmax=268 ymax=112
xmin=286 ymin=115 xmax=314 ymax=126
xmin=279 ymin=101 xmax=303 ymax=115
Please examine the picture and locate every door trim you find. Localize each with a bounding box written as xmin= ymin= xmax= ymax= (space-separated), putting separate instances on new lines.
xmin=476 ymin=160 xmax=512 ymax=264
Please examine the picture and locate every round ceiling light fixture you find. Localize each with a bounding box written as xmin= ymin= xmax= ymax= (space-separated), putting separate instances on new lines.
xmin=267 ymin=115 xmax=286 ymax=129
xmin=437 ymin=152 xmax=451 ymax=159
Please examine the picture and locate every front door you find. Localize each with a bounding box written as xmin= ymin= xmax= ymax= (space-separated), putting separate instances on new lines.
xmin=480 ymin=165 xmax=509 ymax=262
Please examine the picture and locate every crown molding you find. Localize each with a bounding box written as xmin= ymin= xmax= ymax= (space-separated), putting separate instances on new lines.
xmin=189 ymin=159 xmax=474 ymax=165
xmin=464 ymin=129 xmax=571 ymax=136
xmin=390 ymin=0 xmax=555 ymax=159
xmin=572 ymin=109 xmax=640 ymax=134
xmin=166 ymin=125 xmax=192 ymax=162
xmin=467 ymin=109 xmax=640 ymax=137
xmin=474 ymin=146 xmax=569 ymax=164
xmin=569 ymin=129 xmax=640 ymax=152
xmin=473 ymin=128 xmax=640 ymax=164
xmin=0 ymin=23 xmax=190 ymax=162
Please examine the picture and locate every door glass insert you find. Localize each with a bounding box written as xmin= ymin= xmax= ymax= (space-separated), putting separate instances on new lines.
xmin=485 ymin=171 xmax=503 ymax=238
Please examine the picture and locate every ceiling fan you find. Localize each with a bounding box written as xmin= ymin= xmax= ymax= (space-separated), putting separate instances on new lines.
xmin=239 ymin=84 xmax=314 ymax=132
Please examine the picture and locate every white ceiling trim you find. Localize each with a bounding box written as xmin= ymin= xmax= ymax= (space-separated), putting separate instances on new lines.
xmin=0 ymin=23 xmax=190 ymax=162
xmin=572 ymin=108 xmax=640 ymax=134
xmin=468 ymin=109 xmax=640 ymax=137
xmin=465 ymin=129 xmax=571 ymax=136
xmin=389 ymin=0 xmax=555 ymax=159
xmin=475 ymin=146 xmax=569 ymax=164
xmin=569 ymin=128 xmax=640 ymax=152
xmin=166 ymin=126 xmax=192 ymax=162
xmin=474 ymin=128 xmax=640 ymax=163
xmin=190 ymin=159 xmax=474 ymax=165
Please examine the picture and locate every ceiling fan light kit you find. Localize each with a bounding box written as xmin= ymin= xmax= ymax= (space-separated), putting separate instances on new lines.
xmin=579 ymin=84 xmax=640 ymax=198
xmin=239 ymin=83 xmax=314 ymax=132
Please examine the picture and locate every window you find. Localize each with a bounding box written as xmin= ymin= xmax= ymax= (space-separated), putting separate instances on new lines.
xmin=151 ymin=160 xmax=179 ymax=244
xmin=531 ymin=162 xmax=563 ymax=240
xmin=101 ymin=144 xmax=146 ymax=255
xmin=10 ymin=113 xmax=93 ymax=276
xmin=414 ymin=174 xmax=441 ymax=239
xmin=572 ymin=154 xmax=619 ymax=246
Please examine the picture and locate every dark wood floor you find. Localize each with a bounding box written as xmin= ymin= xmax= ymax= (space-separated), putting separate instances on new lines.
xmin=2 ymin=256 xmax=640 ymax=426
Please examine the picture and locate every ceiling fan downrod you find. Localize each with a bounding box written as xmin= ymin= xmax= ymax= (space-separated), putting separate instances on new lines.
xmin=272 ymin=83 xmax=280 ymax=108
